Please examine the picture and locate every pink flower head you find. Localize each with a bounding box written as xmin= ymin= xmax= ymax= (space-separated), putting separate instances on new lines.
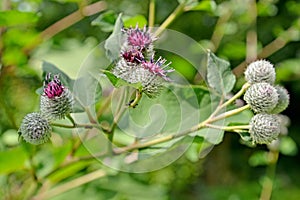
xmin=142 ymin=57 xmax=174 ymax=80
xmin=43 ymin=73 xmax=64 ymax=99
xmin=126 ymin=26 xmax=155 ymax=50
xmin=122 ymin=49 xmax=144 ymax=63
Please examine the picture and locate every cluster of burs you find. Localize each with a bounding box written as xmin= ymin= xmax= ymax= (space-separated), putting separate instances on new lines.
xmin=19 ymin=74 xmax=73 ymax=145
xmin=244 ymin=60 xmax=290 ymax=144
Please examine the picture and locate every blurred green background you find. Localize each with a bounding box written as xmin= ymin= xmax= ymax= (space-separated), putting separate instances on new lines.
xmin=0 ymin=0 xmax=300 ymax=199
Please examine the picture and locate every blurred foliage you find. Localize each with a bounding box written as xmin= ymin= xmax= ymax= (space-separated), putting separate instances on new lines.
xmin=1 ymin=0 xmax=300 ymax=199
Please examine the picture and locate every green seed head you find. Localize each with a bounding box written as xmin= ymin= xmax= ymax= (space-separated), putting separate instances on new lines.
xmin=244 ymin=60 xmax=276 ymax=84
xmin=19 ymin=112 xmax=52 ymax=145
xmin=271 ymin=86 xmax=290 ymax=114
xmin=249 ymin=113 xmax=281 ymax=144
xmin=244 ymin=82 xmax=278 ymax=113
xmin=40 ymin=89 xmax=73 ymax=120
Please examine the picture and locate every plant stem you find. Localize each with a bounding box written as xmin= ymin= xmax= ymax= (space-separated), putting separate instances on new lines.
xmin=219 ymin=83 xmax=250 ymax=110
xmin=51 ymin=122 xmax=101 ymax=130
xmin=259 ymin=150 xmax=279 ymax=200
xmin=113 ymin=104 xmax=251 ymax=154
xmin=148 ymin=0 xmax=155 ymax=27
xmin=233 ymin=19 xmax=300 ymax=76
xmin=67 ymin=114 xmax=76 ymax=126
xmin=205 ymin=124 xmax=250 ymax=132
xmin=154 ymin=3 xmax=185 ymax=36
xmin=40 ymin=1 xmax=107 ymax=39
xmin=210 ymin=104 xmax=250 ymax=123
xmin=128 ymin=89 xmax=142 ymax=108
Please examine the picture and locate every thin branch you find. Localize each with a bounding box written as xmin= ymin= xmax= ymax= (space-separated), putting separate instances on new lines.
xmin=205 ymin=123 xmax=250 ymax=132
xmin=218 ymin=82 xmax=250 ymax=110
xmin=40 ymin=1 xmax=107 ymax=39
xmin=210 ymin=104 xmax=250 ymax=123
xmin=233 ymin=20 xmax=299 ymax=77
xmin=113 ymin=104 xmax=251 ymax=154
xmin=210 ymin=9 xmax=232 ymax=52
xmin=33 ymin=169 xmax=106 ymax=200
xmin=259 ymin=150 xmax=279 ymax=200
xmin=148 ymin=0 xmax=155 ymax=27
xmin=51 ymin=122 xmax=101 ymax=130
xmin=154 ymin=3 xmax=185 ymax=37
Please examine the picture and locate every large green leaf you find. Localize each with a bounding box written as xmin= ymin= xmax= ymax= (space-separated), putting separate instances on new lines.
xmin=206 ymin=51 xmax=236 ymax=96
xmin=104 ymin=13 xmax=124 ymax=62
xmin=73 ymin=73 xmax=102 ymax=107
xmin=98 ymin=83 xmax=206 ymax=172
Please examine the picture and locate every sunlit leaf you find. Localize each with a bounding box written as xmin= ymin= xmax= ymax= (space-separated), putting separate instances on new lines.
xmin=186 ymin=1 xmax=217 ymax=12
xmin=123 ymin=15 xmax=148 ymax=28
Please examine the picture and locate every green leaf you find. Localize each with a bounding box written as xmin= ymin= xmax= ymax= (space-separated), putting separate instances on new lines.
xmin=186 ymin=1 xmax=217 ymax=12
xmin=99 ymin=84 xmax=204 ymax=171
xmin=104 ymin=13 xmax=124 ymax=62
xmin=91 ymin=10 xmax=117 ymax=32
xmin=0 ymin=11 xmax=38 ymax=26
xmin=0 ymin=147 xmax=28 ymax=174
xmin=279 ymin=136 xmax=298 ymax=156
xmin=123 ymin=15 xmax=148 ymax=27
xmin=206 ymin=50 xmax=236 ymax=96
xmin=73 ymin=73 xmax=102 ymax=107
xmin=48 ymin=160 xmax=93 ymax=183
xmin=103 ymin=70 xmax=142 ymax=89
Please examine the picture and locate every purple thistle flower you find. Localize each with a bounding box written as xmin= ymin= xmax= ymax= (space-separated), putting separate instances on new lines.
xmin=44 ymin=73 xmax=64 ymax=98
xmin=142 ymin=57 xmax=174 ymax=80
xmin=122 ymin=49 xmax=144 ymax=63
xmin=41 ymin=73 xmax=73 ymax=120
xmin=126 ymin=26 xmax=155 ymax=50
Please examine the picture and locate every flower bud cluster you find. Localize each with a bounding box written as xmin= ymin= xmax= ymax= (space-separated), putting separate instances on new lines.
xmin=243 ymin=60 xmax=290 ymax=144
xmin=112 ymin=25 xmax=174 ymax=97
xmin=19 ymin=73 xmax=74 ymax=145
